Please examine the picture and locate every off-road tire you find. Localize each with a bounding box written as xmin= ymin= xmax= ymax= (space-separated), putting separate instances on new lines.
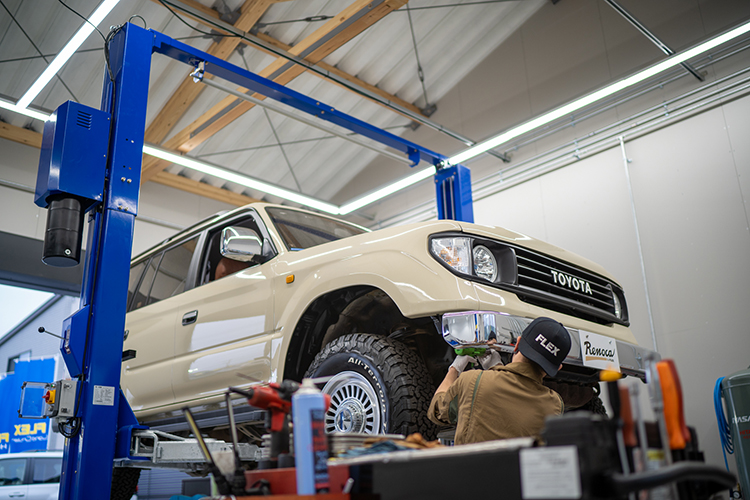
xmin=110 ymin=467 xmax=140 ymax=500
xmin=579 ymin=394 xmax=607 ymax=415
xmin=305 ymin=333 xmax=437 ymax=439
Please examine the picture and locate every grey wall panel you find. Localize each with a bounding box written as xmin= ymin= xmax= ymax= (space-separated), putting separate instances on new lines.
xmin=625 ymin=106 xmax=750 ymax=338
xmin=474 ymin=177 xmax=547 ymax=240
xmin=0 ymin=185 xmax=46 ymax=240
xmin=521 ymin=1 xmax=613 ymax=116
xmin=721 ymin=94 xmax=750 ymax=233
xmin=0 ymin=295 xmax=76 ymax=374
xmin=623 ymin=104 xmax=750 ymax=470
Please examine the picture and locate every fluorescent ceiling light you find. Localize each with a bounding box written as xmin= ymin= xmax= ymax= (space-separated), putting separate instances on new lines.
xmin=16 ymin=0 xmax=121 ymax=110
xmin=338 ymin=166 xmax=437 ymax=215
xmin=142 ymin=145 xmax=437 ymax=215
xmin=0 ymin=98 xmax=49 ymax=121
xmin=142 ymin=145 xmax=340 ymax=215
xmin=449 ymin=19 xmax=750 ymax=165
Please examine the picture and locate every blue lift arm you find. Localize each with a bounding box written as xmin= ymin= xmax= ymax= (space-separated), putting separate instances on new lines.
xmin=35 ymin=22 xmax=473 ymax=500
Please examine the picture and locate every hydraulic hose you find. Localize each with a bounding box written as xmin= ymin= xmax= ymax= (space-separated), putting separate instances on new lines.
xmin=608 ymin=462 xmax=736 ymax=495
xmin=714 ymin=377 xmax=735 ymax=471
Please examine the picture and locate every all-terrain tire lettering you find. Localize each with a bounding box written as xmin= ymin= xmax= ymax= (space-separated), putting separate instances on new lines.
xmin=306 ymin=333 xmax=437 ymax=439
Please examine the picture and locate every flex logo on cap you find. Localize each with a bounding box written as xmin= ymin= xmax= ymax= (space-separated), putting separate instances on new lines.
xmin=535 ymin=333 xmax=560 ymax=356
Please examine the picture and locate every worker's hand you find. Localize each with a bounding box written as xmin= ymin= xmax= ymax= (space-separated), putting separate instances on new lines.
xmin=477 ymin=349 xmax=503 ymax=370
xmin=450 ymin=355 xmax=473 ymax=374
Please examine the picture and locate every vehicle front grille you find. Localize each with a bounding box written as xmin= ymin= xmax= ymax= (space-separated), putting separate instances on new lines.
xmin=512 ymin=247 xmax=625 ymax=325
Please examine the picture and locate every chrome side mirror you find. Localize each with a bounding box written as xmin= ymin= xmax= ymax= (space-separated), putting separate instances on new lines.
xmin=220 ymin=227 xmax=262 ymax=262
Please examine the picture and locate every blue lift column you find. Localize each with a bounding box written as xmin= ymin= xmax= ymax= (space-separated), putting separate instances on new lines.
xmin=435 ymin=164 xmax=474 ymax=223
xmin=35 ymin=24 xmax=153 ymax=500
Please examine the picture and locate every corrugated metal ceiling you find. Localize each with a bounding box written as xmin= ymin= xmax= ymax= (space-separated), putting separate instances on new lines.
xmin=0 ymin=0 xmax=544 ymax=215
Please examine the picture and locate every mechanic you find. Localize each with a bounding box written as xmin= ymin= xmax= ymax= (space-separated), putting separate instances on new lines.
xmin=428 ymin=317 xmax=572 ymax=444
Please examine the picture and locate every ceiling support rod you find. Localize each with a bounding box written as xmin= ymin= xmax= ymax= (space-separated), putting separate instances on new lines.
xmin=604 ymin=0 xmax=704 ymax=82
xmin=192 ymin=71 xmax=414 ymax=166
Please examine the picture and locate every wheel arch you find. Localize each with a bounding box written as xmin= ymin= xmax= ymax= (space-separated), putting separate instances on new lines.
xmin=281 ymin=286 xmax=452 ymax=386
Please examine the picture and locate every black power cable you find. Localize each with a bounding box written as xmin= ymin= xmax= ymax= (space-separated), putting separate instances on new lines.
xmin=57 ymin=0 xmax=107 ymax=42
xmin=157 ymin=0 xmax=243 ymax=39
xmin=405 ymin=3 xmax=432 ymax=112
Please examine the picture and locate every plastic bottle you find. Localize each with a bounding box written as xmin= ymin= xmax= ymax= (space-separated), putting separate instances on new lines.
xmin=292 ymin=378 xmax=329 ymax=494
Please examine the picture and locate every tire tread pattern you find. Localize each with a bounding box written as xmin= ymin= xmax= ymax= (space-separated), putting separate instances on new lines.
xmin=306 ymin=333 xmax=437 ymax=439
xmin=110 ymin=467 xmax=141 ymax=500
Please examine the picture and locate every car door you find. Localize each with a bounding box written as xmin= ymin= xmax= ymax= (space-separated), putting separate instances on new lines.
xmin=122 ymin=235 xmax=201 ymax=411
xmin=171 ymin=212 xmax=277 ymax=403
xmin=26 ymin=458 xmax=60 ymax=500
xmin=0 ymin=457 xmax=28 ymax=500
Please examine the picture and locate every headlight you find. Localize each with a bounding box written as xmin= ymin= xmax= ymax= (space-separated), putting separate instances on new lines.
xmin=472 ymin=245 xmax=497 ymax=282
xmin=431 ymin=237 xmax=471 ymax=274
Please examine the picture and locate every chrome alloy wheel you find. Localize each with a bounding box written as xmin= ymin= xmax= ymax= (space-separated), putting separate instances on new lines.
xmin=321 ymin=371 xmax=382 ymax=434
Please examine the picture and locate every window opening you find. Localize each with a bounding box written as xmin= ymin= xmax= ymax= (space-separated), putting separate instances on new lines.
xmin=266 ymin=207 xmax=366 ymax=251
xmin=148 ymin=236 xmax=199 ymax=306
xmin=32 ymin=458 xmax=61 ymax=484
xmin=7 ymin=350 xmax=31 ymax=373
xmin=0 ymin=458 xmax=27 ymax=486
xmin=201 ymin=215 xmax=268 ymax=285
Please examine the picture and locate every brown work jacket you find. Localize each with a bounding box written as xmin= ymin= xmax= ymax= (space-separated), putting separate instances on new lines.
xmin=428 ymin=362 xmax=564 ymax=445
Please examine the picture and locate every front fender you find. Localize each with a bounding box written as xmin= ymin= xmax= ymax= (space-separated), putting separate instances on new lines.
xmin=270 ymin=246 xmax=480 ymax=377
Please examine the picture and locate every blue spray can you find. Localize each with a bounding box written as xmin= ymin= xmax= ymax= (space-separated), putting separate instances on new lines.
xmin=292 ymin=378 xmax=329 ymax=494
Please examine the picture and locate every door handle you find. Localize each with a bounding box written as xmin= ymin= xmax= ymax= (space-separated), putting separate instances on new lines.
xmin=9 ymin=494 xmax=26 ymax=498
xmin=182 ymin=310 xmax=198 ymax=326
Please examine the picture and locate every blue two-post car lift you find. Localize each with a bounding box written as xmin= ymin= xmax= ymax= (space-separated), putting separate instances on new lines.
xmin=33 ymin=23 xmax=474 ymax=499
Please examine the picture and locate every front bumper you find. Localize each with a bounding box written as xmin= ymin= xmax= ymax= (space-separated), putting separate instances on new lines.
xmin=442 ymin=311 xmax=659 ymax=381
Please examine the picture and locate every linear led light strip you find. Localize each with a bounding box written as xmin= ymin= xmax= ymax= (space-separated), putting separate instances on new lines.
xmin=143 ymin=145 xmax=435 ymax=216
xmin=15 ymin=0 xmax=121 ymax=110
xmin=448 ymin=18 xmax=750 ymax=165
xmin=4 ymin=18 xmax=750 ymax=214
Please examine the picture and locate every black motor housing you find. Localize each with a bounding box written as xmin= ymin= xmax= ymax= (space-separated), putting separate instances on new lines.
xmin=42 ymin=195 xmax=84 ymax=267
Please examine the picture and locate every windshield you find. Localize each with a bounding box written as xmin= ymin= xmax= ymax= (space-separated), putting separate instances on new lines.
xmin=266 ymin=207 xmax=367 ymax=251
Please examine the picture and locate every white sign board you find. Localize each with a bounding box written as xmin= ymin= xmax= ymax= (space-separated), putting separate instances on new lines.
xmin=580 ymin=330 xmax=620 ymax=372
xmin=93 ymin=385 xmax=115 ymax=406
xmin=520 ymin=446 xmax=581 ymax=499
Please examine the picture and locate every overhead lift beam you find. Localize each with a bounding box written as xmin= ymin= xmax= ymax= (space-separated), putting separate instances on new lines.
xmin=35 ymin=22 xmax=472 ymax=500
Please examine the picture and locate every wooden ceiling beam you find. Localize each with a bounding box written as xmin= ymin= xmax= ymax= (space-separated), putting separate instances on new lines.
xmin=0 ymin=122 xmax=42 ymax=148
xmin=0 ymin=121 xmax=252 ymax=207
xmin=151 ymin=0 xmax=422 ymax=118
xmin=141 ymin=0 xmax=410 ymax=183
xmin=145 ymin=0 xmax=276 ymax=146
xmin=151 ymin=171 xmax=261 ymax=206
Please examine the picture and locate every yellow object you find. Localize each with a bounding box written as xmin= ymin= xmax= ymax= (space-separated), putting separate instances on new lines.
xmin=46 ymin=389 xmax=56 ymax=405
xmin=286 ymin=275 xmax=295 ymax=284
xmin=600 ymin=369 xmax=622 ymax=382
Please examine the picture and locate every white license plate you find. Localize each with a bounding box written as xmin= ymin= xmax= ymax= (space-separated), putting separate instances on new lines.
xmin=579 ymin=330 xmax=620 ymax=372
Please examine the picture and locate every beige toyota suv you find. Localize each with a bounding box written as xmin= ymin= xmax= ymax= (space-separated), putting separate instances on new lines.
xmin=122 ymin=203 xmax=655 ymax=438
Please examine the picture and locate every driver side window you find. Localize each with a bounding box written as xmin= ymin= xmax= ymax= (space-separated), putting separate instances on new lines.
xmin=199 ymin=215 xmax=270 ymax=286
xmin=0 ymin=458 xmax=26 ymax=486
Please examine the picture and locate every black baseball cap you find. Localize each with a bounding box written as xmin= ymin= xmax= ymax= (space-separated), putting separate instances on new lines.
xmin=517 ymin=317 xmax=572 ymax=377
